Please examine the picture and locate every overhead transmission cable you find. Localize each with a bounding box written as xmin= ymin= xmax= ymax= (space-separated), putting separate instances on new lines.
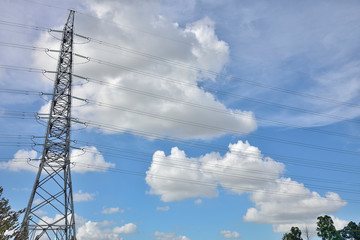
xmin=2 ymin=62 xmax=360 ymax=135
xmin=6 ymin=111 xmax=359 ymax=180
xmin=68 ymin=94 xmax=360 ymax=141
xmin=75 ymin=33 xmax=360 ymax=109
xmin=74 ymin=55 xmax=360 ymax=124
xmin=1 ymin=22 xmax=360 ymax=110
xmin=72 ymin=140 xmax=360 ymax=176
xmin=58 ymin=161 xmax=360 ymax=204
xmin=0 ymin=20 xmax=49 ymax=31
xmin=3 ymin=6 xmax=360 ymax=111
xmin=2 ymin=41 xmax=360 ymax=125
xmin=2 ymin=0 xmax=358 ymax=204
xmin=77 ymin=145 xmax=360 ymax=186
xmin=68 ymin=117 xmax=360 ymax=157
xmin=2 ymin=104 xmax=360 ymax=158
xmin=2 ymin=132 xmax=359 ymax=175
xmin=1 ymin=46 xmax=358 ymax=167
xmin=2 ymin=155 xmax=357 ymax=203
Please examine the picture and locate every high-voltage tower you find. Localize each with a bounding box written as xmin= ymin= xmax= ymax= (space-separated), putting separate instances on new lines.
xmin=21 ymin=10 xmax=76 ymax=240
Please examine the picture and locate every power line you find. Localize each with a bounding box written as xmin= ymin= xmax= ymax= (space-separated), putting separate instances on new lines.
xmin=72 ymin=139 xmax=360 ymax=175
xmin=2 ymin=7 xmax=359 ymax=116
xmin=2 ymin=30 xmax=360 ymax=111
xmin=78 ymin=56 xmax=360 ymax=124
xmin=78 ymin=33 xmax=360 ymax=109
xmin=21 ymin=0 xmax=71 ymax=11
xmin=2 ymin=133 xmax=359 ymax=176
xmin=0 ymin=41 xmax=48 ymax=51
xmin=66 ymin=162 xmax=360 ymax=204
xmin=0 ymin=19 xmax=49 ymax=31
xmin=0 ymin=64 xmax=45 ymax=73
xmin=2 ymin=66 xmax=360 ymax=141
xmin=2 ymin=145 xmax=360 ymax=200
xmin=73 ymin=138 xmax=360 ymax=174
xmin=77 ymin=145 xmax=360 ymax=186
xmin=2 ymin=42 xmax=360 ymax=126
xmin=2 ymin=108 xmax=360 ymax=159
xmin=1 ymin=157 xmax=357 ymax=203
xmin=1 ymin=16 xmax=358 ymax=174
xmin=72 ymin=118 xmax=360 ymax=157
xmin=70 ymin=94 xmax=360 ymax=141
xmin=3 ymin=149 xmax=359 ymax=193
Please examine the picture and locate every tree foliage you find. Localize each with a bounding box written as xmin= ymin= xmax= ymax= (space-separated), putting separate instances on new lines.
xmin=316 ymin=216 xmax=360 ymax=240
xmin=0 ymin=186 xmax=25 ymax=240
xmin=316 ymin=215 xmax=341 ymax=240
xmin=284 ymin=216 xmax=360 ymax=240
xmin=340 ymin=221 xmax=360 ymax=240
xmin=283 ymin=226 xmax=303 ymax=240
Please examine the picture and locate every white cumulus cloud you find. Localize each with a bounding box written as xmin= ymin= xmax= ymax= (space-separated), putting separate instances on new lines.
xmin=32 ymin=0 xmax=257 ymax=140
xmin=77 ymin=220 xmax=136 ymax=240
xmin=102 ymin=207 xmax=123 ymax=214
xmin=154 ymin=231 xmax=191 ymax=240
xmin=146 ymin=140 xmax=347 ymax=232
xmin=243 ymin=178 xmax=347 ymax=232
xmin=77 ymin=221 xmax=122 ymax=240
xmin=146 ymin=146 xmax=219 ymax=202
xmin=0 ymin=149 xmax=38 ymax=172
xmin=1 ymin=146 xmax=114 ymax=174
xmin=113 ymin=223 xmax=137 ymax=234
xmin=73 ymin=190 xmax=95 ymax=202
xmin=71 ymin=146 xmax=115 ymax=173
xmin=146 ymin=140 xmax=284 ymax=201
xmin=331 ymin=215 xmax=349 ymax=231
xmin=220 ymin=230 xmax=241 ymax=239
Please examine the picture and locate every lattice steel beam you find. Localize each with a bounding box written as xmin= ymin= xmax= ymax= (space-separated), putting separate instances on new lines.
xmin=21 ymin=10 xmax=76 ymax=240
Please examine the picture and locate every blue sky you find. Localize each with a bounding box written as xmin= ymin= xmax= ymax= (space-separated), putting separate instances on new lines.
xmin=0 ymin=0 xmax=360 ymax=239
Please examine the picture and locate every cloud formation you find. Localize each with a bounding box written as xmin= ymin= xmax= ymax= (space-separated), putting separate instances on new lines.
xmin=113 ymin=223 xmax=137 ymax=234
xmin=243 ymin=178 xmax=347 ymax=232
xmin=102 ymin=207 xmax=123 ymax=214
xmin=0 ymin=146 xmax=114 ymax=174
xmin=0 ymin=149 xmax=38 ymax=172
xmin=73 ymin=190 xmax=95 ymax=202
xmin=146 ymin=146 xmax=219 ymax=202
xmin=153 ymin=231 xmax=190 ymax=240
xmin=32 ymin=0 xmax=257 ymax=140
xmin=146 ymin=140 xmax=346 ymax=231
xmin=220 ymin=230 xmax=241 ymax=239
xmin=77 ymin=221 xmax=137 ymax=240
xmin=70 ymin=146 xmax=115 ymax=173
xmin=146 ymin=140 xmax=284 ymax=201
xmin=196 ymin=0 xmax=360 ymax=127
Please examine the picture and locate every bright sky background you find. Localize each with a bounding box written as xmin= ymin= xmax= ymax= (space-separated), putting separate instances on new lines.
xmin=0 ymin=0 xmax=360 ymax=239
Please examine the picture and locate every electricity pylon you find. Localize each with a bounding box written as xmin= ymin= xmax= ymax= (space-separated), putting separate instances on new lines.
xmin=21 ymin=10 xmax=76 ymax=240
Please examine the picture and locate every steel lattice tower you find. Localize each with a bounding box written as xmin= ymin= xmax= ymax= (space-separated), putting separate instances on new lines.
xmin=21 ymin=10 xmax=76 ymax=240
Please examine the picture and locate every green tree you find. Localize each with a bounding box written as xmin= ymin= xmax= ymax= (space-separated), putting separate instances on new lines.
xmin=283 ymin=227 xmax=304 ymax=240
xmin=340 ymin=221 xmax=360 ymax=240
xmin=0 ymin=186 xmax=25 ymax=239
xmin=317 ymin=215 xmax=343 ymax=240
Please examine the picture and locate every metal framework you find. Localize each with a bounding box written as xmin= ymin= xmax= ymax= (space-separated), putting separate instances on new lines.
xmin=21 ymin=10 xmax=76 ymax=240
